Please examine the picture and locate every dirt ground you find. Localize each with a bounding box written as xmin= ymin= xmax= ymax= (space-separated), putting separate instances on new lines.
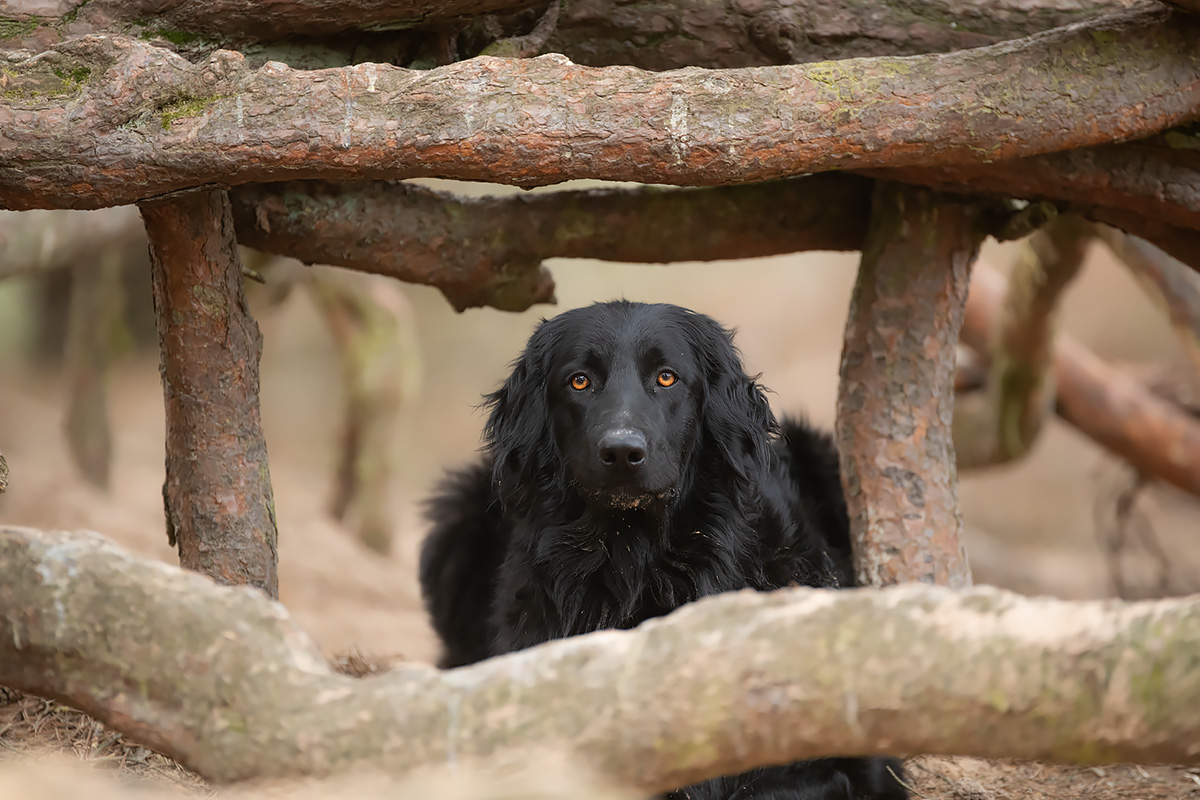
xmin=2 ymin=182 xmax=1199 ymax=797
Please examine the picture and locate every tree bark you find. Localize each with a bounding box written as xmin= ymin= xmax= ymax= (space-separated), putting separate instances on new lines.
xmin=961 ymin=265 xmax=1200 ymax=498
xmin=3 ymin=526 xmax=1200 ymax=789
xmin=838 ymin=183 xmax=978 ymax=588
xmin=140 ymin=189 xmax=279 ymax=599
xmin=3 ymin=7 xmax=1198 ymax=210
xmin=549 ymin=0 xmax=1149 ymax=70
xmin=0 ymin=0 xmax=1143 ymax=57
xmin=229 ymin=175 xmax=873 ymax=311
xmin=954 ymin=215 xmax=1090 ymax=468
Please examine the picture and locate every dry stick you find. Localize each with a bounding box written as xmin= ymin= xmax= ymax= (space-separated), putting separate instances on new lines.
xmin=140 ymin=189 xmax=279 ymax=599
xmin=3 ymin=6 xmax=1199 ymax=210
xmin=954 ymin=215 xmax=1091 ymax=468
xmin=1095 ymin=227 xmax=1200 ymax=378
xmin=837 ymin=182 xmax=979 ymax=588
xmin=3 ymin=526 xmax=1200 ymax=788
xmin=962 ymin=265 xmax=1200 ymax=498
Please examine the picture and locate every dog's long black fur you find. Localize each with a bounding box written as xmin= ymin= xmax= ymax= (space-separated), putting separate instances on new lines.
xmin=419 ymin=301 xmax=908 ymax=800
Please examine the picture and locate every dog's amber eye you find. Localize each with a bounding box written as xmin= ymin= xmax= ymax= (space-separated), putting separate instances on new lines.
xmin=657 ymin=370 xmax=677 ymax=388
xmin=570 ymin=373 xmax=590 ymax=391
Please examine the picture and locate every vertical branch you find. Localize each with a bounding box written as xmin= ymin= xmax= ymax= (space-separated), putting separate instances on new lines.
xmin=837 ymin=182 xmax=981 ymax=588
xmin=954 ymin=215 xmax=1091 ymax=467
xmin=307 ymin=271 xmax=422 ymax=556
xmin=140 ymin=190 xmax=279 ymax=599
xmin=62 ymin=251 xmax=126 ymax=491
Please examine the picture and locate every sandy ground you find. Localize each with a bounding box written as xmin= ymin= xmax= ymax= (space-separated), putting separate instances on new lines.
xmin=2 ymin=186 xmax=1199 ymax=797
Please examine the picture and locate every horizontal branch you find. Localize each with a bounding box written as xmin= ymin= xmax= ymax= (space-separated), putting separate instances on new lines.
xmin=872 ymin=141 xmax=1200 ymax=238
xmin=549 ymin=0 xmax=1148 ymax=69
xmin=3 ymin=526 xmax=1200 ymax=790
xmin=3 ymin=7 xmax=1199 ymax=210
xmin=228 ymin=176 xmax=872 ymax=311
xmin=0 ymin=0 xmax=544 ymax=42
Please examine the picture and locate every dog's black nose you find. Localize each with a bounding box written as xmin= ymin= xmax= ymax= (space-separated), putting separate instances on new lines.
xmin=598 ymin=429 xmax=647 ymax=468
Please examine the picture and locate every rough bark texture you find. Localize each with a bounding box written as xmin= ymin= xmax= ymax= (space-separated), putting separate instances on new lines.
xmin=962 ymin=265 xmax=1200 ymax=498
xmin=2 ymin=7 xmax=1199 ymax=210
xmin=869 ymin=140 xmax=1200 ymax=240
xmin=230 ymin=176 xmax=873 ymax=311
xmin=954 ymin=214 xmax=1090 ymax=468
xmin=140 ymin=190 xmax=279 ymax=599
xmin=0 ymin=0 xmax=545 ymax=42
xmin=838 ymin=183 xmax=978 ymax=588
xmin=0 ymin=0 xmax=1145 ymax=57
xmin=0 ymin=453 xmax=7 ymax=493
xmin=1096 ymin=227 xmax=1200 ymax=378
xmin=3 ymin=526 xmax=1200 ymax=788
xmin=549 ymin=0 xmax=1150 ymax=70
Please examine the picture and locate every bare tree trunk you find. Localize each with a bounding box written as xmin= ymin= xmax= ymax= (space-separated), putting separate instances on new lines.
xmin=837 ymin=182 xmax=979 ymax=588
xmin=140 ymin=189 xmax=279 ymax=598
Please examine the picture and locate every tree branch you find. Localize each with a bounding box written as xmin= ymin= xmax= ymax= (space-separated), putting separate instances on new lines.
xmin=954 ymin=215 xmax=1090 ymax=468
xmin=3 ymin=525 xmax=1200 ymax=789
xmin=962 ymin=264 xmax=1200 ymax=498
xmin=0 ymin=0 xmax=546 ymax=42
xmin=549 ymin=0 xmax=1151 ymax=70
xmin=228 ymin=176 xmax=873 ymax=311
xmin=3 ymin=7 xmax=1198 ymax=210
xmin=140 ymin=189 xmax=279 ymax=598
xmin=837 ymin=182 xmax=979 ymax=588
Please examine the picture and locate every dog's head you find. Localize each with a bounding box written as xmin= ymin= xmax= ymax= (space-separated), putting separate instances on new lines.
xmin=484 ymin=301 xmax=776 ymax=513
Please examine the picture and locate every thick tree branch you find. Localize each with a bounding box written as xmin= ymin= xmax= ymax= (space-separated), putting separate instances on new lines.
xmin=549 ymin=0 xmax=1151 ymax=70
xmin=954 ymin=215 xmax=1090 ymax=468
xmin=869 ymin=141 xmax=1200 ymax=241
xmin=229 ymin=176 xmax=873 ymax=311
xmin=3 ymin=526 xmax=1200 ymax=789
xmin=3 ymin=8 xmax=1199 ymax=210
xmin=837 ymin=183 xmax=978 ymax=588
xmin=0 ymin=0 xmax=546 ymax=42
xmin=141 ymin=189 xmax=279 ymax=598
xmin=962 ymin=265 xmax=1200 ymax=498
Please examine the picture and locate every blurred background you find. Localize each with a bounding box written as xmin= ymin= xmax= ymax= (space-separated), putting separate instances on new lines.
xmin=2 ymin=178 xmax=1198 ymax=665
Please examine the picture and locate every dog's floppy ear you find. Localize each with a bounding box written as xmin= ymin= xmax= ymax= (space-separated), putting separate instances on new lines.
xmin=680 ymin=309 xmax=777 ymax=485
xmin=482 ymin=321 xmax=558 ymax=510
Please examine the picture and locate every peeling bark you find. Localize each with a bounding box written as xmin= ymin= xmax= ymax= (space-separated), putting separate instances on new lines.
xmin=2 ymin=7 xmax=1199 ymax=210
xmin=837 ymin=183 xmax=979 ymax=588
xmin=140 ymin=189 xmax=279 ymax=598
xmin=962 ymin=265 xmax=1200 ymax=498
xmin=229 ymin=176 xmax=873 ymax=311
xmin=954 ymin=215 xmax=1090 ymax=468
xmin=3 ymin=526 xmax=1200 ymax=788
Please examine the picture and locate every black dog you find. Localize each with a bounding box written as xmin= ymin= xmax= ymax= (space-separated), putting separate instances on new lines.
xmin=419 ymin=300 xmax=907 ymax=800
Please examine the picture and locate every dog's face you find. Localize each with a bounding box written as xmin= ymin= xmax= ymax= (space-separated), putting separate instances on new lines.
xmin=485 ymin=301 xmax=777 ymax=514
